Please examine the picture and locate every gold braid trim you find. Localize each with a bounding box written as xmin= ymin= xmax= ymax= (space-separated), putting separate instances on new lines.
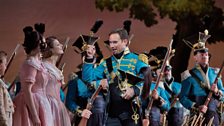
xmin=138 ymin=54 xmax=148 ymax=64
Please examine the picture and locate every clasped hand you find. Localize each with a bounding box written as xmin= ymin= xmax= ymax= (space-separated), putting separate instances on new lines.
xmin=122 ymin=87 xmax=135 ymax=100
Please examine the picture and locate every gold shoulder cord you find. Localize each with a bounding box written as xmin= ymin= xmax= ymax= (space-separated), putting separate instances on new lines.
xmin=138 ymin=53 xmax=149 ymax=65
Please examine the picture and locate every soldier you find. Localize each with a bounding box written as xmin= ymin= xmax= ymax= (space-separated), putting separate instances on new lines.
xmin=66 ymin=69 xmax=93 ymax=126
xmin=82 ymin=28 xmax=152 ymax=126
xmin=142 ymin=48 xmax=170 ymax=126
xmin=0 ymin=51 xmax=14 ymax=126
xmin=163 ymin=64 xmax=185 ymax=126
xmin=180 ymin=30 xmax=224 ymax=126
xmin=149 ymin=47 xmax=184 ymax=126
xmin=66 ymin=35 xmax=107 ymax=126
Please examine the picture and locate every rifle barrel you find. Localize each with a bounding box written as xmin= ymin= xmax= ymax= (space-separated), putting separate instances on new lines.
xmin=146 ymin=39 xmax=173 ymax=115
xmin=3 ymin=44 xmax=20 ymax=78
xmin=56 ymin=37 xmax=70 ymax=67
xmin=204 ymin=61 xmax=224 ymax=106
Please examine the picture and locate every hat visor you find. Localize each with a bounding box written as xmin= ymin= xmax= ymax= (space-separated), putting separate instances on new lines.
xmin=165 ymin=65 xmax=172 ymax=71
xmin=194 ymin=48 xmax=208 ymax=55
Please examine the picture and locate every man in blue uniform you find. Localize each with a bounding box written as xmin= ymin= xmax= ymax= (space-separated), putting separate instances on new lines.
xmin=148 ymin=46 xmax=184 ymax=126
xmin=82 ymin=28 xmax=152 ymax=126
xmin=179 ymin=30 xmax=224 ymax=126
xmin=142 ymin=48 xmax=170 ymax=126
xmin=66 ymin=70 xmax=92 ymax=125
xmin=162 ymin=64 xmax=184 ymax=126
xmin=142 ymin=79 xmax=170 ymax=126
xmin=66 ymin=70 xmax=107 ymax=126
xmin=66 ymin=35 xmax=107 ymax=126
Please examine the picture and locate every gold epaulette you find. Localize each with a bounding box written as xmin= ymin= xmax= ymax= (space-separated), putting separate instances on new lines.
xmin=138 ymin=54 xmax=148 ymax=65
xmin=181 ymin=70 xmax=191 ymax=81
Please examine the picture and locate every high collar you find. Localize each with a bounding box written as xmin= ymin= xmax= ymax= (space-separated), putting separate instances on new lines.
xmin=43 ymin=61 xmax=64 ymax=81
xmin=165 ymin=77 xmax=174 ymax=85
xmin=113 ymin=47 xmax=130 ymax=59
xmin=195 ymin=63 xmax=208 ymax=74
xmin=123 ymin=47 xmax=130 ymax=55
xmin=114 ymin=51 xmax=124 ymax=59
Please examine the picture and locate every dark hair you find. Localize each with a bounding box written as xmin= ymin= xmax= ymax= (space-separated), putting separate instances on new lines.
xmin=109 ymin=28 xmax=129 ymax=40
xmin=0 ymin=51 xmax=7 ymax=63
xmin=22 ymin=27 xmax=40 ymax=54
xmin=22 ymin=23 xmax=47 ymax=55
xmin=42 ymin=36 xmax=58 ymax=58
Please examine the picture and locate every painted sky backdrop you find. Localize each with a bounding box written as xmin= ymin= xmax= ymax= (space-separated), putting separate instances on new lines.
xmin=0 ymin=0 xmax=223 ymax=82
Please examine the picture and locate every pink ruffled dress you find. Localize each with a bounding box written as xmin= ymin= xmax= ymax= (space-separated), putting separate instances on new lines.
xmin=43 ymin=61 xmax=71 ymax=126
xmin=13 ymin=57 xmax=53 ymax=126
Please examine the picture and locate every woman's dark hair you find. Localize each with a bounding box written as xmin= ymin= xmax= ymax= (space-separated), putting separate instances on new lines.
xmin=22 ymin=23 xmax=46 ymax=54
xmin=42 ymin=36 xmax=57 ymax=58
xmin=22 ymin=26 xmax=40 ymax=54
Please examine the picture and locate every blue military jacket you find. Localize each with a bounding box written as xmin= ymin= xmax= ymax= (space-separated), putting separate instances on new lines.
xmin=163 ymin=78 xmax=183 ymax=109
xmin=65 ymin=75 xmax=101 ymax=113
xmin=180 ymin=64 xmax=224 ymax=110
xmin=141 ymin=82 xmax=170 ymax=121
xmin=82 ymin=47 xmax=148 ymax=94
xmin=148 ymin=82 xmax=170 ymax=111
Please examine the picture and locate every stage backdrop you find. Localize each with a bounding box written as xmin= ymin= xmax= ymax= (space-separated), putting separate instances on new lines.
xmin=0 ymin=0 xmax=223 ymax=83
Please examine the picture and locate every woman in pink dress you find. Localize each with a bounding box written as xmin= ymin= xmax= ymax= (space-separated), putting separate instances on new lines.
xmin=42 ymin=36 xmax=71 ymax=126
xmin=13 ymin=24 xmax=53 ymax=126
